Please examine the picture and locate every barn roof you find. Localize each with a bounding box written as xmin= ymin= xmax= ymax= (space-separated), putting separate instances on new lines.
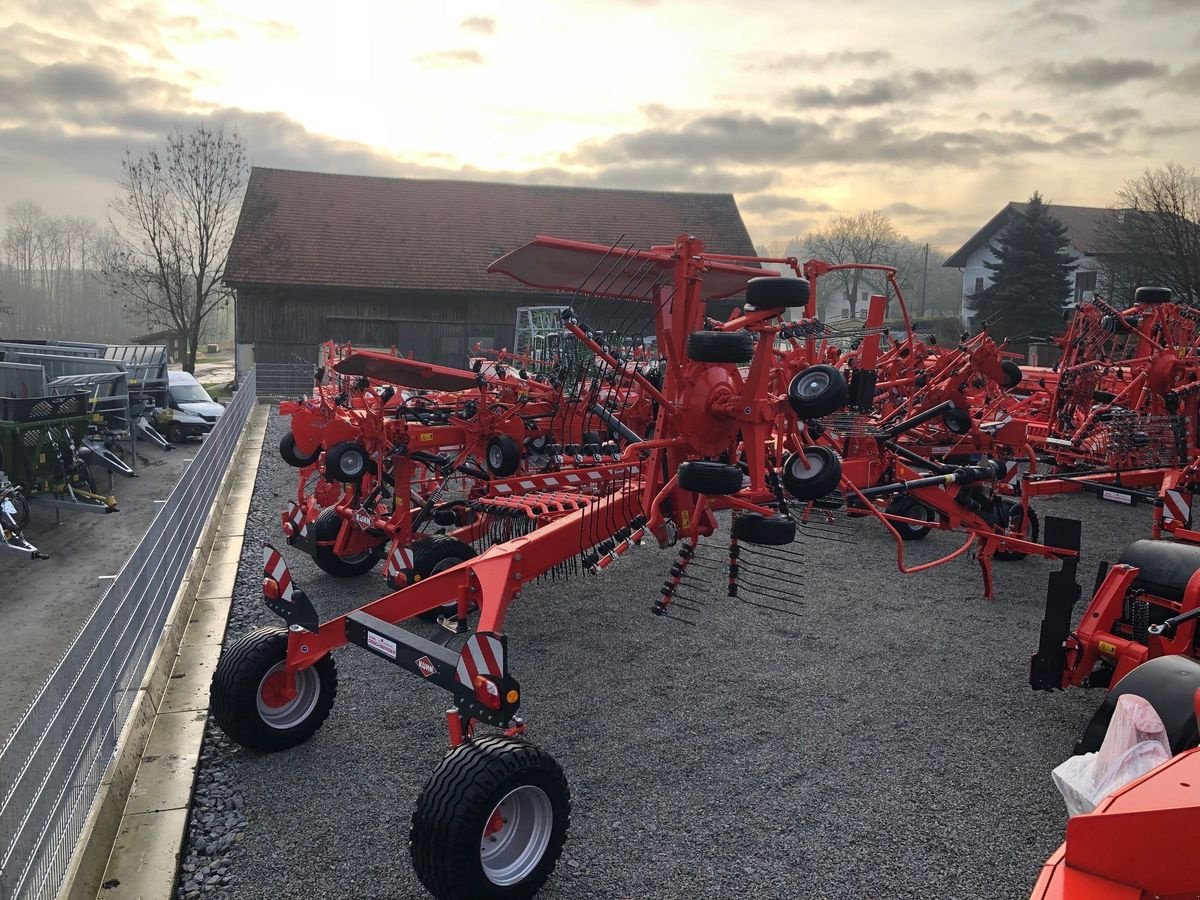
xmin=225 ymin=167 xmax=758 ymax=293
xmin=943 ymin=202 xmax=1118 ymax=268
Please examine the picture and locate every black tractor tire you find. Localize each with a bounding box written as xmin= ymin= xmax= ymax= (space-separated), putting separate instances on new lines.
xmin=1135 ymin=286 xmax=1172 ymax=304
xmin=486 ymin=435 xmax=522 ymax=477
xmin=685 ymin=330 xmax=754 ymax=364
xmin=780 ymin=447 xmax=843 ymax=501
xmin=731 ymin=512 xmax=797 ymax=546
xmin=1075 ymin=655 xmax=1200 ymax=755
xmin=325 ymin=441 xmax=370 ymax=483
xmin=312 ymin=507 xmax=381 ymax=577
xmin=280 ymin=431 xmax=320 ymax=468
xmin=884 ymin=495 xmax=933 ymax=541
xmin=677 ymin=460 xmax=744 ymax=495
xmin=745 ymin=276 xmax=810 ymax=310
xmin=993 ymin=500 xmax=1040 ymax=561
xmin=411 ymin=735 xmax=570 ymax=900
xmin=166 ymin=422 xmax=185 ymax=445
xmin=1117 ymin=539 xmax=1200 ymax=603
xmin=999 ymin=360 xmax=1022 ymax=390
xmin=943 ymin=406 xmax=972 ymax=435
xmin=211 ymin=626 xmax=337 ymax=752
xmin=413 ymin=536 xmax=477 ymax=621
xmin=787 ymin=365 xmax=848 ymax=419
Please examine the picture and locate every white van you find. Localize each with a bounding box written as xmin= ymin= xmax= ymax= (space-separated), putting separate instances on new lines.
xmin=162 ymin=371 xmax=225 ymax=443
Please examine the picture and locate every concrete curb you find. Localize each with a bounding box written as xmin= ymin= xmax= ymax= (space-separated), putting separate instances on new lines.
xmin=56 ymin=405 xmax=268 ymax=900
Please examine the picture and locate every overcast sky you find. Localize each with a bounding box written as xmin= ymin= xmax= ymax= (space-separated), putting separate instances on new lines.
xmin=2 ymin=0 xmax=1197 ymax=251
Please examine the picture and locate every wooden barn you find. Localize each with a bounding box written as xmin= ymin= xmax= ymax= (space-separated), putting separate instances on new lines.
xmin=224 ymin=167 xmax=758 ymax=369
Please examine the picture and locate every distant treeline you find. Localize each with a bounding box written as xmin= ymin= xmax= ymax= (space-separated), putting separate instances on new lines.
xmin=0 ymin=201 xmax=231 ymax=345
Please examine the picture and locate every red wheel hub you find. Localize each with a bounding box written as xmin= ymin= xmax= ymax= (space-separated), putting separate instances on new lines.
xmin=484 ymin=807 xmax=506 ymax=838
xmin=260 ymin=670 xmax=298 ymax=708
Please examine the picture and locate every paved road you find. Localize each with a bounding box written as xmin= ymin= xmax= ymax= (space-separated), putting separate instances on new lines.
xmin=180 ymin=411 xmax=1143 ymax=900
xmin=0 ymin=441 xmax=195 ymax=739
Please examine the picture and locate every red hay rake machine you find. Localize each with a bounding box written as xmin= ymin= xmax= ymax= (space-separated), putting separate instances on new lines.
xmin=213 ymin=234 xmax=1082 ymax=899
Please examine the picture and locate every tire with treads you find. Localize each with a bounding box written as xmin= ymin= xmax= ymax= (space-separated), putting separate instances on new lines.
xmin=685 ymin=330 xmax=754 ymax=364
xmin=745 ymin=275 xmax=810 ymax=309
xmin=325 ymin=441 xmax=370 ymax=483
xmin=486 ymin=435 xmax=521 ymax=477
xmin=312 ymin=507 xmax=381 ymax=577
xmin=677 ymin=460 xmax=744 ymax=495
xmin=1117 ymin=539 xmax=1200 ymax=602
xmin=884 ymin=495 xmax=933 ymax=541
xmin=780 ymin=447 xmax=842 ymax=501
xmin=787 ymin=365 xmax=848 ymax=419
xmin=942 ymin=406 xmax=972 ymax=435
xmin=211 ymin=626 xmax=337 ymax=752
xmin=993 ymin=500 xmax=1039 ymax=561
xmin=280 ymin=431 xmax=319 ymax=467
xmin=1136 ymin=286 xmax=1172 ymax=304
xmin=411 ymin=735 xmax=570 ymax=900
xmin=1075 ymin=655 xmax=1200 ymax=755
xmin=999 ymin=360 xmax=1022 ymax=389
xmin=732 ymin=512 xmax=796 ymax=546
xmin=413 ymin=536 xmax=477 ymax=621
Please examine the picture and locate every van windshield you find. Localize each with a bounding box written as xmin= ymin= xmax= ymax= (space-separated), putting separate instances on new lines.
xmin=173 ymin=384 xmax=212 ymax=404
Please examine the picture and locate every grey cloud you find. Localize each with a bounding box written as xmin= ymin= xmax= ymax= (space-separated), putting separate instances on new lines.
xmin=1020 ymin=6 xmax=1097 ymax=34
xmin=569 ymin=112 xmax=1111 ymax=170
xmin=785 ymin=68 xmax=977 ymax=109
xmin=1094 ymin=106 xmax=1143 ymax=123
xmin=749 ymin=50 xmax=892 ymax=73
xmin=881 ymin=202 xmax=945 ymax=218
xmin=1000 ymin=110 xmax=1057 ymax=127
xmin=1169 ymin=62 xmax=1200 ymax=92
xmin=1027 ymin=58 xmax=1168 ymax=91
xmin=416 ymin=49 xmax=485 ymax=67
xmin=740 ymin=194 xmax=833 ymax=214
xmin=460 ymin=16 xmax=496 ymax=34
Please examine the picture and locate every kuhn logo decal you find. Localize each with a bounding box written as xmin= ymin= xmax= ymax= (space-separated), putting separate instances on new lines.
xmin=416 ymin=656 xmax=436 ymax=678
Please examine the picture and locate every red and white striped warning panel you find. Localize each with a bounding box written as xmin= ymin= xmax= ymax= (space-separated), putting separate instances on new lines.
xmin=1163 ymin=489 xmax=1192 ymax=526
xmin=282 ymin=502 xmax=309 ymax=538
xmin=263 ymin=544 xmax=295 ymax=600
xmin=455 ymin=633 xmax=505 ymax=688
xmin=385 ymin=541 xmax=415 ymax=581
xmin=1003 ymin=461 xmax=1021 ymax=484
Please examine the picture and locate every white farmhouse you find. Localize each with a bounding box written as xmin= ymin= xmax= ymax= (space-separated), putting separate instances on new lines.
xmin=944 ymin=203 xmax=1116 ymax=329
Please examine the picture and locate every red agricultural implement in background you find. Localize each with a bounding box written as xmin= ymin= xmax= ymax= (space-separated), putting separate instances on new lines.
xmin=213 ymin=234 xmax=1081 ymax=900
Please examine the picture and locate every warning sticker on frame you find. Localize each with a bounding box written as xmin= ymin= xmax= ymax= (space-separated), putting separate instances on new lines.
xmin=1101 ymin=490 xmax=1133 ymax=505
xmin=367 ymin=632 xmax=398 ymax=659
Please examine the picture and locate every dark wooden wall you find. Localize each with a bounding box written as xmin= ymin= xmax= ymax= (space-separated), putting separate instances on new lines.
xmin=235 ymin=284 xmax=736 ymax=366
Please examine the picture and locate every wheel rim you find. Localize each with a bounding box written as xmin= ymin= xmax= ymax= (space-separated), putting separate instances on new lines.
xmin=256 ymin=662 xmax=321 ymax=730
xmin=910 ymin=504 xmax=930 ymax=523
xmin=789 ymin=453 xmax=824 ymax=480
xmin=488 ymin=444 xmax=505 ymax=470
xmin=432 ymin=556 xmax=468 ymax=575
xmin=798 ymin=371 xmax=830 ymax=398
xmin=341 ymin=449 xmax=364 ymax=477
xmin=479 ymin=784 xmax=554 ymax=886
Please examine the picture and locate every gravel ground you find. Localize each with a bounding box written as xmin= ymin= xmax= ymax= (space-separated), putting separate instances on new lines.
xmin=178 ymin=411 xmax=1138 ymax=900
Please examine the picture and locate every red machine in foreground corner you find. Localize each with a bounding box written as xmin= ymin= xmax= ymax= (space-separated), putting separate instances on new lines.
xmin=1031 ymin=687 xmax=1200 ymax=900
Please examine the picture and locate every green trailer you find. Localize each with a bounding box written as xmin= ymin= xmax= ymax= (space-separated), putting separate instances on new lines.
xmin=0 ymin=392 xmax=117 ymax=513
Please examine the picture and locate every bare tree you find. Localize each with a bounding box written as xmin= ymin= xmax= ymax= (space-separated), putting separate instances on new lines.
xmin=102 ymin=124 xmax=248 ymax=372
xmin=3 ymin=201 xmax=43 ymax=296
xmin=1103 ymin=163 xmax=1200 ymax=305
xmin=803 ymin=211 xmax=899 ymax=318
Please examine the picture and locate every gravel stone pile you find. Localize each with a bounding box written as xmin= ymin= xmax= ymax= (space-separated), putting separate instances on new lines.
xmin=178 ymin=410 xmax=1137 ymax=899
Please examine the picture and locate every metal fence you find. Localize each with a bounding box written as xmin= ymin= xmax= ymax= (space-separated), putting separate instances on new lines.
xmin=0 ymin=368 xmax=258 ymax=900
xmin=255 ymin=362 xmax=314 ymax=399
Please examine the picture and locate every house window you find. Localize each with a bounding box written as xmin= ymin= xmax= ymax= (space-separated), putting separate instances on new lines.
xmin=973 ymin=277 xmax=985 ymax=297
xmin=1075 ymin=270 xmax=1097 ymax=301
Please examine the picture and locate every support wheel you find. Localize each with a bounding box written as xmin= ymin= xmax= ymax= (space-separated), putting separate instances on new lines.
xmin=411 ymin=735 xmax=570 ymax=900
xmin=677 ymin=460 xmax=744 ymax=495
xmin=780 ymin=447 xmax=842 ymax=501
xmin=312 ymin=507 xmax=381 ymax=577
xmin=732 ymin=512 xmax=796 ymax=546
xmin=884 ymin=495 xmax=933 ymax=541
xmin=325 ymin=441 xmax=370 ymax=483
xmin=993 ymin=500 xmax=1039 ymax=561
xmin=166 ymin=422 xmax=185 ymax=445
xmin=999 ymin=360 xmax=1022 ymax=390
xmin=280 ymin=431 xmax=320 ymax=467
xmin=487 ymin=435 xmax=522 ymax=477
xmin=685 ymin=330 xmax=754 ymax=364
xmin=211 ymin=626 xmax=337 ymax=752
xmin=787 ymin=365 xmax=848 ymax=419
xmin=414 ymin=536 xmax=477 ymax=621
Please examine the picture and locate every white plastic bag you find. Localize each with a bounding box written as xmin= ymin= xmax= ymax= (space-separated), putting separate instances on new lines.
xmin=1051 ymin=693 xmax=1171 ymax=816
